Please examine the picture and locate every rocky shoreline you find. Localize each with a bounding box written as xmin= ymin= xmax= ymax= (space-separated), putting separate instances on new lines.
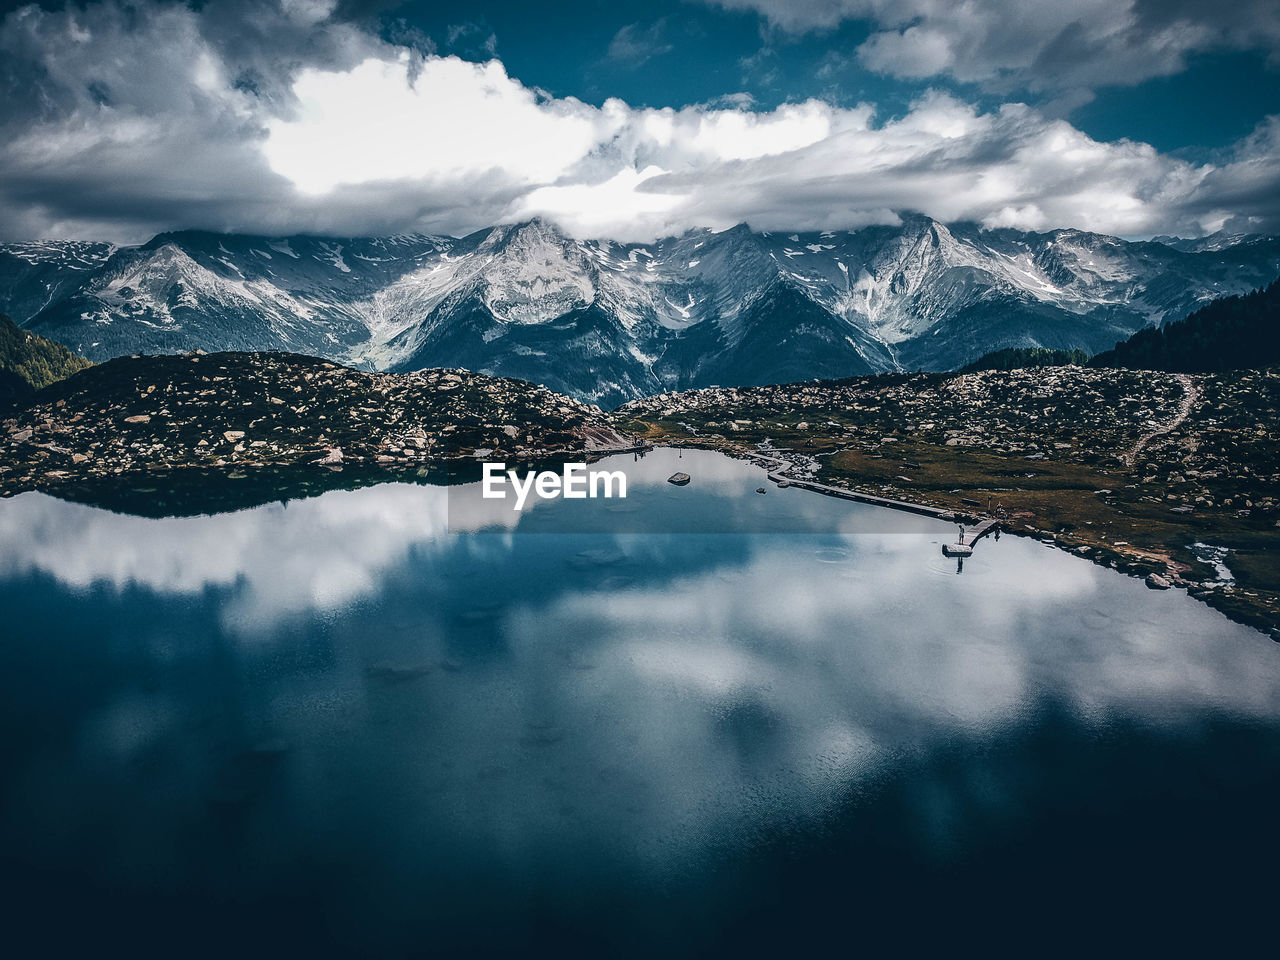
xmin=3 ymin=351 xmax=1278 ymax=635
xmin=744 ymin=445 xmax=1277 ymax=638
xmin=617 ymin=366 xmax=1280 ymax=636
xmin=1 ymin=351 xmax=629 ymax=496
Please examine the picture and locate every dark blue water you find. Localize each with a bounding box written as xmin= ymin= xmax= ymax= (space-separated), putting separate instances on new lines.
xmin=1 ymin=449 xmax=1277 ymax=956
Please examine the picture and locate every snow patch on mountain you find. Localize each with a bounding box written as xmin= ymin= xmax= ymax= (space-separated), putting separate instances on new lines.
xmin=3 ymin=217 xmax=1277 ymax=404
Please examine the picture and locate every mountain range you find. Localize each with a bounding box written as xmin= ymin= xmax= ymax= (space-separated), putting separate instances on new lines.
xmin=2 ymin=216 xmax=1277 ymax=405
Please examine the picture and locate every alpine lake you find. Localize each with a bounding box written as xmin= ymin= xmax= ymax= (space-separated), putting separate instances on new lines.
xmin=2 ymin=448 xmax=1277 ymax=956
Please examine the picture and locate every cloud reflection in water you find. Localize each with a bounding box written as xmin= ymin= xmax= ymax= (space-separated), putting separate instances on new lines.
xmin=0 ymin=450 xmax=1275 ymax=880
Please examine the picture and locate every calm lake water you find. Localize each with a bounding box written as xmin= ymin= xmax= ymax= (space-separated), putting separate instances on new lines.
xmin=1 ymin=448 xmax=1277 ymax=956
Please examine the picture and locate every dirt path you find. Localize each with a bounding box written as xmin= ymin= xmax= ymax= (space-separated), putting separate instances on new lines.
xmin=1126 ymin=373 xmax=1198 ymax=469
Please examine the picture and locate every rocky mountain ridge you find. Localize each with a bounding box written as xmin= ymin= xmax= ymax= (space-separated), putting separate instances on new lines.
xmin=3 ymin=218 xmax=1278 ymax=404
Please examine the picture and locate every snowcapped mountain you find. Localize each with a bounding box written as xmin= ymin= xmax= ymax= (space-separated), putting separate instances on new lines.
xmin=3 ymin=217 xmax=1278 ymax=405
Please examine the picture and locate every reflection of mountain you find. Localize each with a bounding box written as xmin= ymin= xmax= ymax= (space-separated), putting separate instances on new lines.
xmin=39 ymin=462 xmax=468 ymax=519
xmin=4 ymin=219 xmax=1277 ymax=404
xmin=0 ymin=460 xmax=768 ymax=633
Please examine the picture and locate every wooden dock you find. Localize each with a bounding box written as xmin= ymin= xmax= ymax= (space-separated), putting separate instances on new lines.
xmin=963 ymin=517 xmax=1000 ymax=542
xmin=749 ymin=450 xmax=960 ymax=521
xmin=942 ymin=517 xmax=1000 ymax=556
xmin=750 ymin=448 xmax=1002 ymax=557
xmin=765 ymin=468 xmax=959 ymax=520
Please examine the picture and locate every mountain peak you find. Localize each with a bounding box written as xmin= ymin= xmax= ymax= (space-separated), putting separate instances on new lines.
xmin=714 ymin=222 xmax=754 ymax=239
xmin=4 ymin=221 xmax=1278 ymax=404
xmin=482 ymin=217 xmax=574 ymax=252
xmin=507 ymin=216 xmax=564 ymax=236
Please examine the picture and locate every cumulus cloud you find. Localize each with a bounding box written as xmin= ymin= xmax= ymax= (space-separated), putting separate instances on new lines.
xmin=704 ymin=0 xmax=1280 ymax=101
xmin=262 ymin=55 xmax=615 ymax=193
xmin=0 ymin=481 xmax=532 ymax=633
xmin=638 ymin=92 xmax=1248 ymax=237
xmin=0 ymin=0 xmax=1276 ymax=242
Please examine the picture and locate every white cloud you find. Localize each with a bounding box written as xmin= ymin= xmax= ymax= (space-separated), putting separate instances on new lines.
xmin=703 ymin=0 xmax=1280 ymax=97
xmin=0 ymin=0 xmax=1276 ymax=242
xmin=607 ymin=20 xmax=674 ymax=67
xmin=280 ymin=0 xmax=338 ymax=27
xmin=857 ymin=24 xmax=954 ymax=79
xmin=256 ymin=60 xmax=1273 ymax=239
xmin=678 ymin=99 xmax=834 ymax=160
xmin=0 ymin=482 xmax=530 ymax=633
xmin=263 ymin=55 xmax=614 ymax=194
xmin=512 ymin=166 xmax=686 ymax=241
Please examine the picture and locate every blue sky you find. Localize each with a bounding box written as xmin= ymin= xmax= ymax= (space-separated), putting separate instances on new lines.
xmin=387 ymin=1 xmax=898 ymax=112
xmin=389 ymin=0 xmax=1280 ymax=156
xmin=1075 ymin=50 xmax=1280 ymax=157
xmin=0 ymin=0 xmax=1277 ymax=241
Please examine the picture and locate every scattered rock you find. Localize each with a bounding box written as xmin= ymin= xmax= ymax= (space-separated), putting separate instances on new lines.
xmin=1146 ymin=573 xmax=1172 ymax=590
xmin=0 ymin=353 xmax=621 ymax=497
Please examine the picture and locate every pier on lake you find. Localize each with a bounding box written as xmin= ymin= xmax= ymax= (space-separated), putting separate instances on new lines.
xmin=941 ymin=517 xmax=1001 ymax=557
xmin=750 ymin=447 xmax=1003 ymax=562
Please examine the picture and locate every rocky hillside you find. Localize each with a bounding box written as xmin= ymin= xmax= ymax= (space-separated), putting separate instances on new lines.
xmin=3 ymin=219 xmax=1277 ymax=403
xmin=0 ymin=352 xmax=626 ymax=495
